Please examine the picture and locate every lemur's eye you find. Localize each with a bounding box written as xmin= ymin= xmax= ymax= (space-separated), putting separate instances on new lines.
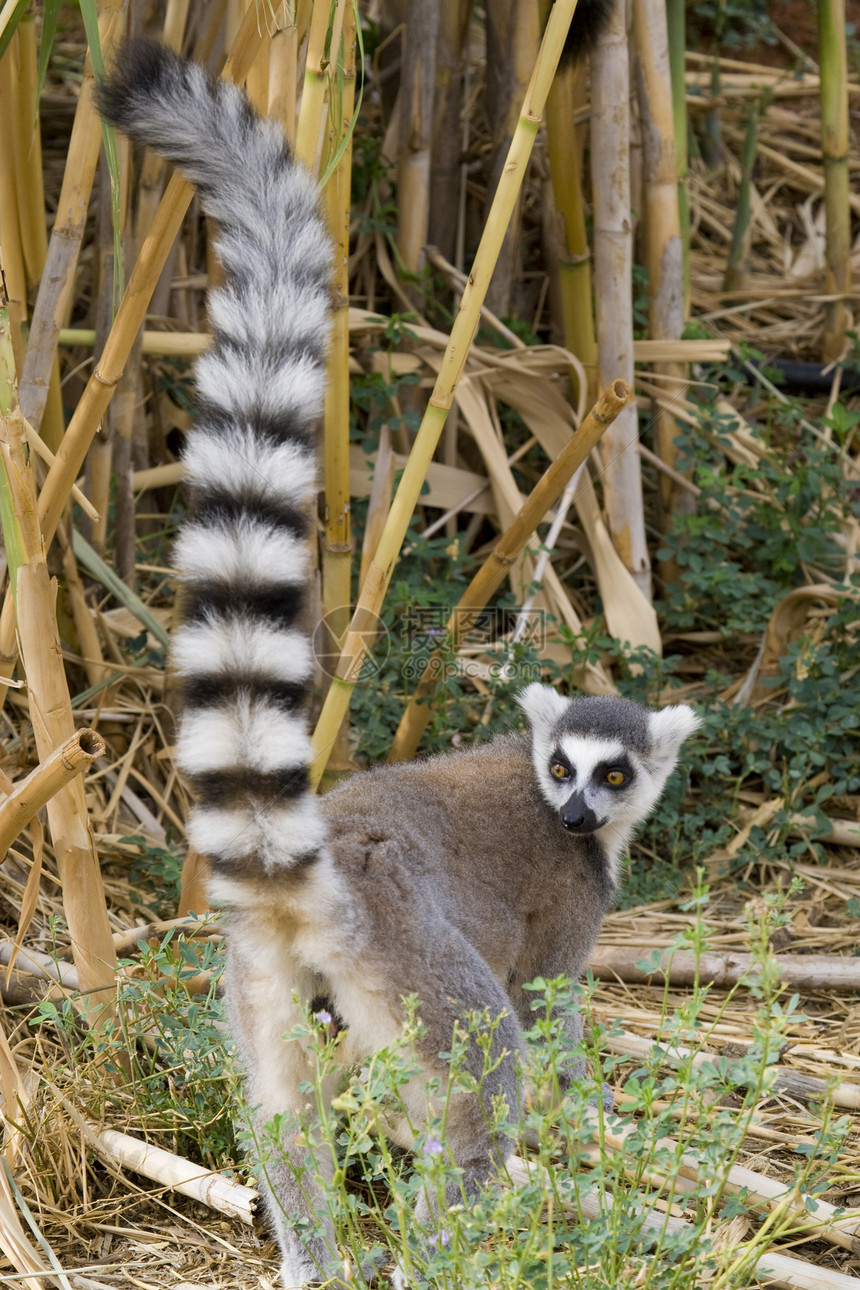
xmin=606 ymin=770 xmax=626 ymax=787
xmin=550 ymin=762 xmax=569 ymax=781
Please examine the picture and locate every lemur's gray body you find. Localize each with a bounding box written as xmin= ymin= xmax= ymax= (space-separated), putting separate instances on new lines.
xmin=99 ymin=39 xmax=698 ymax=1289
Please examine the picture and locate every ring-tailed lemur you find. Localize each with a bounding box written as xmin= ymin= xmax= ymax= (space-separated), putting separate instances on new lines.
xmin=98 ymin=36 xmax=698 ymax=1290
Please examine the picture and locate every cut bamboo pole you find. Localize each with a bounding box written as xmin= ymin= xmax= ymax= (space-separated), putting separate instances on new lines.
xmin=590 ymin=0 xmax=651 ymax=599
xmin=0 ymin=7 xmax=270 ymax=709
xmin=589 ymin=944 xmax=860 ymax=993
xmin=86 ymin=1125 xmax=258 ymax=1224
xmin=310 ymin=0 xmax=586 ymax=786
xmin=387 ymin=379 xmax=631 ymax=763
xmin=0 ymin=730 xmax=105 ymax=861
xmin=0 ymin=292 xmax=117 ymax=1023
xmin=319 ymin=5 xmax=357 ymax=775
xmin=818 ymin=0 xmax=852 ymax=359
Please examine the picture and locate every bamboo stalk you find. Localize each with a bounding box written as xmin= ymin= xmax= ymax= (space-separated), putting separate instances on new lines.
xmin=0 ymin=730 xmax=105 ymax=860
xmin=0 ymin=291 xmax=117 ymax=1022
xmin=818 ymin=0 xmax=852 ymax=359
xmin=387 ymin=379 xmax=631 ymax=763
xmin=267 ymin=0 xmax=299 ymax=143
xmin=397 ymin=0 xmax=440 ymax=278
xmin=0 ymin=28 xmax=28 ymax=376
xmin=294 ymin=0 xmax=348 ymax=174
xmin=544 ymin=47 xmax=596 ymax=395
xmin=11 ymin=18 xmax=48 ymax=286
xmin=589 ymin=944 xmax=860 ymax=992
xmin=590 ymin=0 xmax=651 ymax=598
xmin=17 ymin=0 xmax=125 ymax=435
xmin=309 ymin=0 xmax=586 ymax=786
xmin=86 ymin=1125 xmax=258 ymax=1224
xmin=633 ymin=0 xmax=690 ymax=557
xmin=0 ymin=8 xmax=270 ymax=709
xmin=665 ymin=0 xmax=689 ymax=305
xmin=320 ymin=6 xmax=357 ymax=773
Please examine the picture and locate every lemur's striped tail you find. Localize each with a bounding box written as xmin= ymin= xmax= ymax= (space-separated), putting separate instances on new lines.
xmin=98 ymin=42 xmax=332 ymax=881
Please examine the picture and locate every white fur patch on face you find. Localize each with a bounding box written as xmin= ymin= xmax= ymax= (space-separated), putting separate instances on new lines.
xmin=557 ymin=734 xmax=627 ymax=786
xmin=174 ymin=517 xmax=309 ymax=586
xmin=178 ymin=698 xmax=309 ymax=776
xmin=172 ymin=618 xmax=312 ymax=684
xmin=190 ymin=794 xmax=327 ymax=867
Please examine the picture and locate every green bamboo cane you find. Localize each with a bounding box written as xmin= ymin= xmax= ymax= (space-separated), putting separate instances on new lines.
xmin=818 ymin=0 xmax=851 ymax=359
xmin=309 ymin=0 xmax=584 ymax=788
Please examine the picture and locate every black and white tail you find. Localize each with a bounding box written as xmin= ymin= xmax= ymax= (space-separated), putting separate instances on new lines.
xmin=98 ymin=42 xmax=332 ymax=889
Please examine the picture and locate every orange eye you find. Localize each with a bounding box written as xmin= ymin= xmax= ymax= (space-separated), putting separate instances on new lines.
xmin=551 ymin=762 xmax=569 ymax=781
xmin=606 ymin=770 xmax=625 ymax=787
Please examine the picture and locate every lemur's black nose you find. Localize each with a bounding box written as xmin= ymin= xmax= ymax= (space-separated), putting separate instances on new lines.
xmin=560 ymin=794 xmax=600 ymax=833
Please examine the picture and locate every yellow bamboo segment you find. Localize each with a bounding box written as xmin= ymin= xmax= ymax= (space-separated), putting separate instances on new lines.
xmin=0 ymin=730 xmax=106 ymax=861
xmin=294 ymin=0 xmax=348 ymax=174
xmin=0 ymin=32 xmax=28 ymax=376
xmin=310 ymin=0 xmax=584 ymax=785
xmin=818 ymin=0 xmax=852 ymax=359
xmin=268 ymin=1 xmax=299 ymax=144
xmin=387 ymin=380 xmax=631 ymax=763
xmin=320 ymin=5 xmax=357 ymax=772
xmin=12 ymin=18 xmax=48 ymax=285
xmin=0 ymin=295 xmax=117 ymax=1024
xmin=0 ymin=8 xmax=270 ymax=711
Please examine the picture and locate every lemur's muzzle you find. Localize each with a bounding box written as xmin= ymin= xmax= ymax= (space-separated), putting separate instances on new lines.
xmin=560 ymin=792 xmax=602 ymax=834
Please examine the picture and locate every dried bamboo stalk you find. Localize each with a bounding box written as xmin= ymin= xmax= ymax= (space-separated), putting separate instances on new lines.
xmin=633 ymin=0 xmax=690 ymax=549
xmin=309 ymin=0 xmax=586 ymax=785
xmin=0 ymin=729 xmax=105 ymax=860
xmin=320 ymin=4 xmax=357 ymax=772
xmin=590 ymin=0 xmax=651 ymax=598
xmin=818 ymin=0 xmax=852 ymax=358
xmin=605 ymin=1029 xmax=860 ymax=1112
xmin=294 ymin=0 xmax=348 ymax=173
xmin=387 ymin=380 xmax=631 ymax=762
xmin=397 ymin=0 xmax=439 ymax=277
xmin=86 ymin=1125 xmax=258 ymax=1224
xmin=0 ymin=29 xmax=28 ymax=376
xmin=11 ymin=18 xmax=48 ymax=285
xmin=544 ymin=50 xmax=596 ymax=394
xmin=589 ymin=944 xmax=860 ymax=992
xmin=0 ymin=294 xmax=117 ymax=1020
xmin=17 ymin=0 xmax=125 ymax=434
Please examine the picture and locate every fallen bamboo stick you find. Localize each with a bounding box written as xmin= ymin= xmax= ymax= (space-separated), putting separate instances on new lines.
xmin=604 ymin=1028 xmax=860 ymax=1112
xmin=589 ymin=944 xmax=860 ymax=992
xmin=85 ymin=1126 xmax=258 ymax=1225
xmin=387 ymin=379 xmax=631 ymax=763
xmin=0 ymin=729 xmax=105 ymax=860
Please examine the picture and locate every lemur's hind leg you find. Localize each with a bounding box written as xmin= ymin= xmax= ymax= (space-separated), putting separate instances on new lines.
xmin=333 ymin=919 xmax=524 ymax=1231
xmin=225 ymin=912 xmax=344 ymax=1289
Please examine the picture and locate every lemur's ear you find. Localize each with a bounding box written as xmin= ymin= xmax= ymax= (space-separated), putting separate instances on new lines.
xmin=648 ymin=705 xmax=700 ymax=772
xmin=517 ymin=683 xmax=569 ymax=734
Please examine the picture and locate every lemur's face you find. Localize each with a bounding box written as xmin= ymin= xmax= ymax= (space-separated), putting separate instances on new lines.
xmin=541 ymin=734 xmax=650 ymax=836
xmin=517 ymin=684 xmax=700 ymax=871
